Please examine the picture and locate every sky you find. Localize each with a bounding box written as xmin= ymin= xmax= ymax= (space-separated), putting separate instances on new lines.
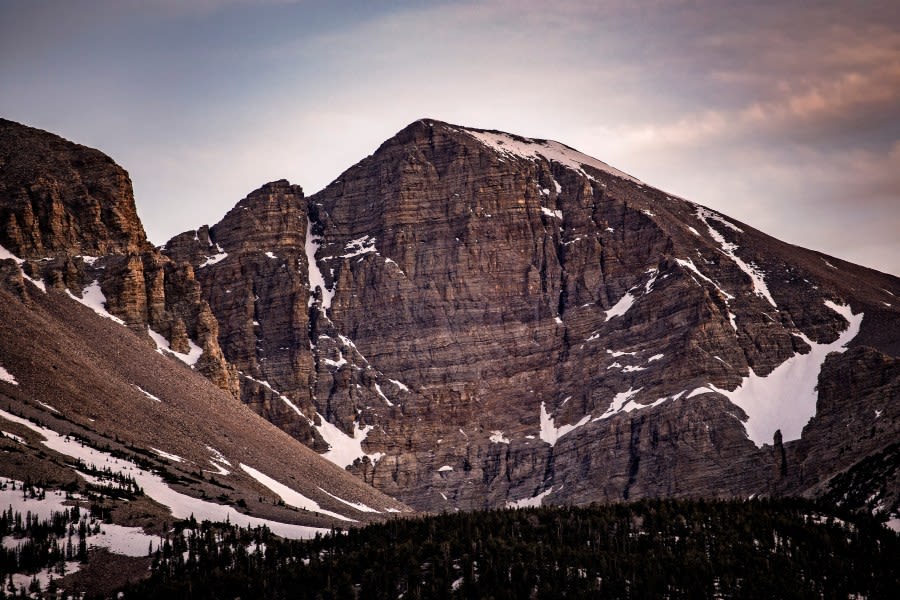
xmin=1 ymin=0 xmax=898 ymax=276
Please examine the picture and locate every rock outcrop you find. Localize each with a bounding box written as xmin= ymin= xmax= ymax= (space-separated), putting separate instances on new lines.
xmin=163 ymin=181 xmax=319 ymax=439
xmin=0 ymin=119 xmax=237 ymax=397
xmin=781 ymin=347 xmax=900 ymax=509
xmin=0 ymin=118 xmax=149 ymax=258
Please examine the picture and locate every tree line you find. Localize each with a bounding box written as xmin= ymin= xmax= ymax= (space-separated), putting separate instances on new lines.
xmin=116 ymin=497 xmax=899 ymax=599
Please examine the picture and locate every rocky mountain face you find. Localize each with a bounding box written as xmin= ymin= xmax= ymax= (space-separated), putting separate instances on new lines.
xmin=296 ymin=121 xmax=899 ymax=512
xmin=0 ymin=119 xmax=239 ymax=397
xmin=0 ymin=118 xmax=149 ymax=258
xmin=3 ymin=118 xmax=898 ymax=519
xmin=0 ymin=120 xmax=410 ymax=547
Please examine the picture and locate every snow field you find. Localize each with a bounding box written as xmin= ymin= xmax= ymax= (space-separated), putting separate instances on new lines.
xmin=0 ymin=481 xmax=164 ymax=557
xmin=687 ymin=301 xmax=863 ymax=446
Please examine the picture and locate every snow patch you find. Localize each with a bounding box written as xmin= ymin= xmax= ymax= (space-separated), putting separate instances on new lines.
xmin=374 ymin=382 xmax=394 ymax=406
xmin=388 ymin=378 xmax=410 ymax=392
xmin=66 ymin=280 xmax=126 ymax=325
xmin=593 ymin=388 xmax=642 ymax=421
xmin=489 ymin=430 xmax=510 ymax=444
xmin=696 ymin=207 xmax=775 ymax=307
xmin=239 ymin=464 xmax=353 ymax=522
xmin=133 ymin=384 xmax=161 ymax=402
xmin=88 ymin=522 xmax=165 ymax=557
xmin=198 ymin=251 xmax=228 ymax=268
xmin=438 ymin=465 xmax=454 ymax=472
xmin=694 ymin=301 xmax=862 ymax=446
xmin=1 ymin=431 xmax=25 ymax=444
xmin=541 ymin=206 xmax=563 ymax=219
xmin=604 ymin=291 xmax=636 ymax=321
xmin=644 ymin=268 xmax=659 ymax=294
xmin=0 ymin=244 xmax=46 ymax=292
xmin=206 ymin=446 xmax=232 ymax=476
xmin=676 ymin=257 xmax=734 ymax=300
xmin=10 ymin=563 xmax=81 ymax=593
xmin=150 ymin=447 xmax=185 ymax=463
xmin=341 ymin=235 xmax=377 ymax=258
xmin=539 ymin=402 xmax=590 ymax=446
xmin=607 ymin=349 xmax=636 ymax=358
xmin=317 ymin=487 xmax=381 ymax=514
xmin=305 ymin=217 xmax=335 ymax=310
xmin=648 ymin=354 xmax=664 ymax=362
xmin=604 ymin=269 xmax=659 ymax=322
xmin=0 ymin=364 xmax=18 ymax=386
xmin=315 ymin=418 xmax=378 ymax=469
xmin=323 ymin=351 xmax=348 ymax=368
xmin=240 ymin=373 xmax=306 ymax=418
xmin=728 ymin=311 xmax=738 ymax=331
xmin=0 ymin=410 xmax=327 ymax=538
xmin=465 ymin=130 xmax=642 ymax=184
xmin=147 ymin=327 xmax=203 ymax=366
xmin=506 ymin=487 xmax=553 ymax=509
xmin=886 ymin=517 xmax=900 ymax=533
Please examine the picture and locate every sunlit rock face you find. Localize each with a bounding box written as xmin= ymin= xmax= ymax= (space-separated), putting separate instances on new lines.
xmin=0 ymin=119 xmax=238 ymax=397
xmin=0 ymin=118 xmax=150 ymax=259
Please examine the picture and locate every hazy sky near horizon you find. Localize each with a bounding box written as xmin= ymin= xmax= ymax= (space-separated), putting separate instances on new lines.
xmin=2 ymin=0 xmax=898 ymax=275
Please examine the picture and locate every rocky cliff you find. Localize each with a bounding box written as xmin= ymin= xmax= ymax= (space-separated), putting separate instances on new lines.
xmin=0 ymin=119 xmax=238 ymax=396
xmin=157 ymin=119 xmax=899 ymax=514
xmin=3 ymin=117 xmax=898 ymax=519
xmin=0 ymin=118 xmax=149 ymax=258
xmin=0 ymin=119 xmax=410 ymax=548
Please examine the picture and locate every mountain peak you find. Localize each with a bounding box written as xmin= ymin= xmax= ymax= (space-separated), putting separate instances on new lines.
xmin=0 ymin=118 xmax=149 ymax=258
xmin=389 ymin=119 xmax=643 ymax=186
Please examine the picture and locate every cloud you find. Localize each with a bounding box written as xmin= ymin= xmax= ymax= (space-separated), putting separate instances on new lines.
xmin=2 ymin=0 xmax=897 ymax=274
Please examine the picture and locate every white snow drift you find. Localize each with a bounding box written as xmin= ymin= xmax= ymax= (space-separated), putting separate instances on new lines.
xmin=688 ymin=300 xmax=862 ymax=447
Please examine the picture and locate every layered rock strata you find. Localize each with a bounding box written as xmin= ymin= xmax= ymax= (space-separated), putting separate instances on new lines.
xmin=162 ymin=120 xmax=900 ymax=513
xmin=0 ymin=119 xmax=237 ymax=396
xmin=4 ymin=117 xmax=897 ymax=517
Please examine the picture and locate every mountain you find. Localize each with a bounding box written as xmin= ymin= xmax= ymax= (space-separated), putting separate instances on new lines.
xmin=2 ymin=117 xmax=898 ymax=528
xmin=0 ymin=118 xmax=410 ymax=589
xmin=159 ymin=118 xmax=898 ymax=514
